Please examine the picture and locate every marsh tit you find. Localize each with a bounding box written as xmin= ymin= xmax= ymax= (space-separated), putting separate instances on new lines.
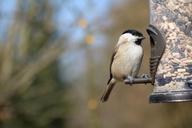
xmin=101 ymin=30 xmax=145 ymax=102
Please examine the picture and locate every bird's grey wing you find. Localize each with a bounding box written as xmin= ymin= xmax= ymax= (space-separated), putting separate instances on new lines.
xmin=107 ymin=45 xmax=120 ymax=84
xmin=107 ymin=51 xmax=116 ymax=84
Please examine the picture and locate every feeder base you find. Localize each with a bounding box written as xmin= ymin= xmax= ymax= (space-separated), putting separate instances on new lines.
xmin=149 ymin=91 xmax=192 ymax=103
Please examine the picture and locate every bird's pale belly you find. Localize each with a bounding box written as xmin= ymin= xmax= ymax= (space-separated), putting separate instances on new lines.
xmin=111 ymin=55 xmax=133 ymax=80
xmin=111 ymin=45 xmax=142 ymax=81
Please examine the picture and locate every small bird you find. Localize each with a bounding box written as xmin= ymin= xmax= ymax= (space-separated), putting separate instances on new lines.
xmin=100 ymin=29 xmax=145 ymax=102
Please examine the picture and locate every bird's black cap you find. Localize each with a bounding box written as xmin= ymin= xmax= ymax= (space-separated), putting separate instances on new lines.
xmin=122 ymin=29 xmax=144 ymax=37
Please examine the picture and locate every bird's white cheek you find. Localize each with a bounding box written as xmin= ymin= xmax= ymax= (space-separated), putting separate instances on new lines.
xmin=121 ymin=33 xmax=139 ymax=42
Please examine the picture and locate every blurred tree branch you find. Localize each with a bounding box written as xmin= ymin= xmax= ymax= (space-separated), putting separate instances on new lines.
xmin=0 ymin=1 xmax=69 ymax=127
xmin=0 ymin=40 xmax=64 ymax=103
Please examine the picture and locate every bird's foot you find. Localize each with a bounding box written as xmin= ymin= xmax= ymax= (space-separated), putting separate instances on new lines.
xmin=140 ymin=74 xmax=151 ymax=79
xmin=125 ymin=76 xmax=134 ymax=85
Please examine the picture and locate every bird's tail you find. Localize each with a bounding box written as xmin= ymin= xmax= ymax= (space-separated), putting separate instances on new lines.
xmin=100 ymin=78 xmax=116 ymax=102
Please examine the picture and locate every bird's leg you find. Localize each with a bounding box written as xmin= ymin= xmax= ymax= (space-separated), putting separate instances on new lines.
xmin=125 ymin=75 xmax=134 ymax=85
xmin=124 ymin=74 xmax=152 ymax=85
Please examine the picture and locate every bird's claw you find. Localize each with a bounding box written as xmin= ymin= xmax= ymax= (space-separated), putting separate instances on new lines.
xmin=140 ymin=74 xmax=151 ymax=79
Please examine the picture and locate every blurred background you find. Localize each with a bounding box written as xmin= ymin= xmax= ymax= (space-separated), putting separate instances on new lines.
xmin=0 ymin=0 xmax=192 ymax=128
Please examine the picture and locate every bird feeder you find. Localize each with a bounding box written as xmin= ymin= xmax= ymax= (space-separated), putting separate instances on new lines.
xmin=125 ymin=0 xmax=192 ymax=103
xmin=148 ymin=0 xmax=192 ymax=103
